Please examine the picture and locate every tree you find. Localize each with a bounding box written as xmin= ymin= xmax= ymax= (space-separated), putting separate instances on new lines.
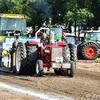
xmin=90 ymin=0 xmax=100 ymax=28
xmin=48 ymin=0 xmax=66 ymax=24
xmin=63 ymin=0 xmax=94 ymax=41
xmin=0 ymin=0 xmax=37 ymax=23
xmin=64 ymin=8 xmax=94 ymax=27
xmin=32 ymin=0 xmax=52 ymax=26
xmin=1 ymin=0 xmax=100 ymax=32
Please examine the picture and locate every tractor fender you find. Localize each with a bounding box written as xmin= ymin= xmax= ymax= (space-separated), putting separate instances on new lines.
xmin=81 ymin=41 xmax=99 ymax=48
xmin=28 ymin=40 xmax=38 ymax=45
xmin=57 ymin=41 xmax=67 ymax=46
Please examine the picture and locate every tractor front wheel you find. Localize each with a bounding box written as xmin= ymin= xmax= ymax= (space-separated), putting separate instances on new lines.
xmin=36 ymin=60 xmax=43 ymax=77
xmin=68 ymin=61 xmax=76 ymax=77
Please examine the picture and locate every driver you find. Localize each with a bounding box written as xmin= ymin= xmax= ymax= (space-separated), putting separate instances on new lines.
xmin=40 ymin=32 xmax=49 ymax=49
xmin=40 ymin=32 xmax=49 ymax=60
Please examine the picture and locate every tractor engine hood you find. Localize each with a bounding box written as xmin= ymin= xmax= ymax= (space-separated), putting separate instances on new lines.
xmin=57 ymin=41 xmax=67 ymax=46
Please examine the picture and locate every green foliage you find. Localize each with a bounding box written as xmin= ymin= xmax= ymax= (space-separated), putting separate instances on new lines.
xmin=0 ymin=0 xmax=37 ymax=23
xmin=63 ymin=0 xmax=95 ymax=28
xmin=0 ymin=0 xmax=100 ymax=30
xmin=48 ymin=0 xmax=66 ymax=24
xmin=64 ymin=8 xmax=94 ymax=26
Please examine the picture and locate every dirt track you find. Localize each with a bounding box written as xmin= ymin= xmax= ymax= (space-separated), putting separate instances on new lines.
xmin=0 ymin=62 xmax=100 ymax=100
xmin=0 ymin=87 xmax=41 ymax=100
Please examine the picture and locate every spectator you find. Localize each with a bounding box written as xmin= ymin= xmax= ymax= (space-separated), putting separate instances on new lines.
xmin=97 ymin=49 xmax=100 ymax=55
xmin=12 ymin=35 xmax=21 ymax=49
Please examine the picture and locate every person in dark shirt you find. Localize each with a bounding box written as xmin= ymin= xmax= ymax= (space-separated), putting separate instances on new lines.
xmin=40 ymin=32 xmax=49 ymax=59
xmin=12 ymin=35 xmax=21 ymax=49
xmin=11 ymin=35 xmax=21 ymax=69
xmin=40 ymin=32 xmax=49 ymax=49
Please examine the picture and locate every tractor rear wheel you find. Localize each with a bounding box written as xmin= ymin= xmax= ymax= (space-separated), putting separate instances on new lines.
xmin=63 ymin=45 xmax=70 ymax=62
xmin=68 ymin=43 xmax=77 ymax=62
xmin=15 ymin=42 xmax=27 ymax=75
xmin=68 ymin=61 xmax=76 ymax=77
xmin=77 ymin=47 xmax=84 ymax=60
xmin=26 ymin=42 xmax=38 ymax=75
xmin=68 ymin=43 xmax=77 ymax=77
xmin=81 ymin=43 xmax=99 ymax=60
xmin=36 ymin=60 xmax=43 ymax=77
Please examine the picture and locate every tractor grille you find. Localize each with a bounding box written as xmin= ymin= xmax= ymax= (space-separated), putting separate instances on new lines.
xmin=52 ymin=47 xmax=63 ymax=61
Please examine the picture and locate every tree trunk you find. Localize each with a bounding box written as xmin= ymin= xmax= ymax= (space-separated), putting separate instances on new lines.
xmin=74 ymin=21 xmax=76 ymax=43
xmin=78 ymin=26 xmax=80 ymax=41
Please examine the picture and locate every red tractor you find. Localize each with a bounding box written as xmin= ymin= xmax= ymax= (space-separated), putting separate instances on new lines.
xmin=15 ymin=27 xmax=77 ymax=77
